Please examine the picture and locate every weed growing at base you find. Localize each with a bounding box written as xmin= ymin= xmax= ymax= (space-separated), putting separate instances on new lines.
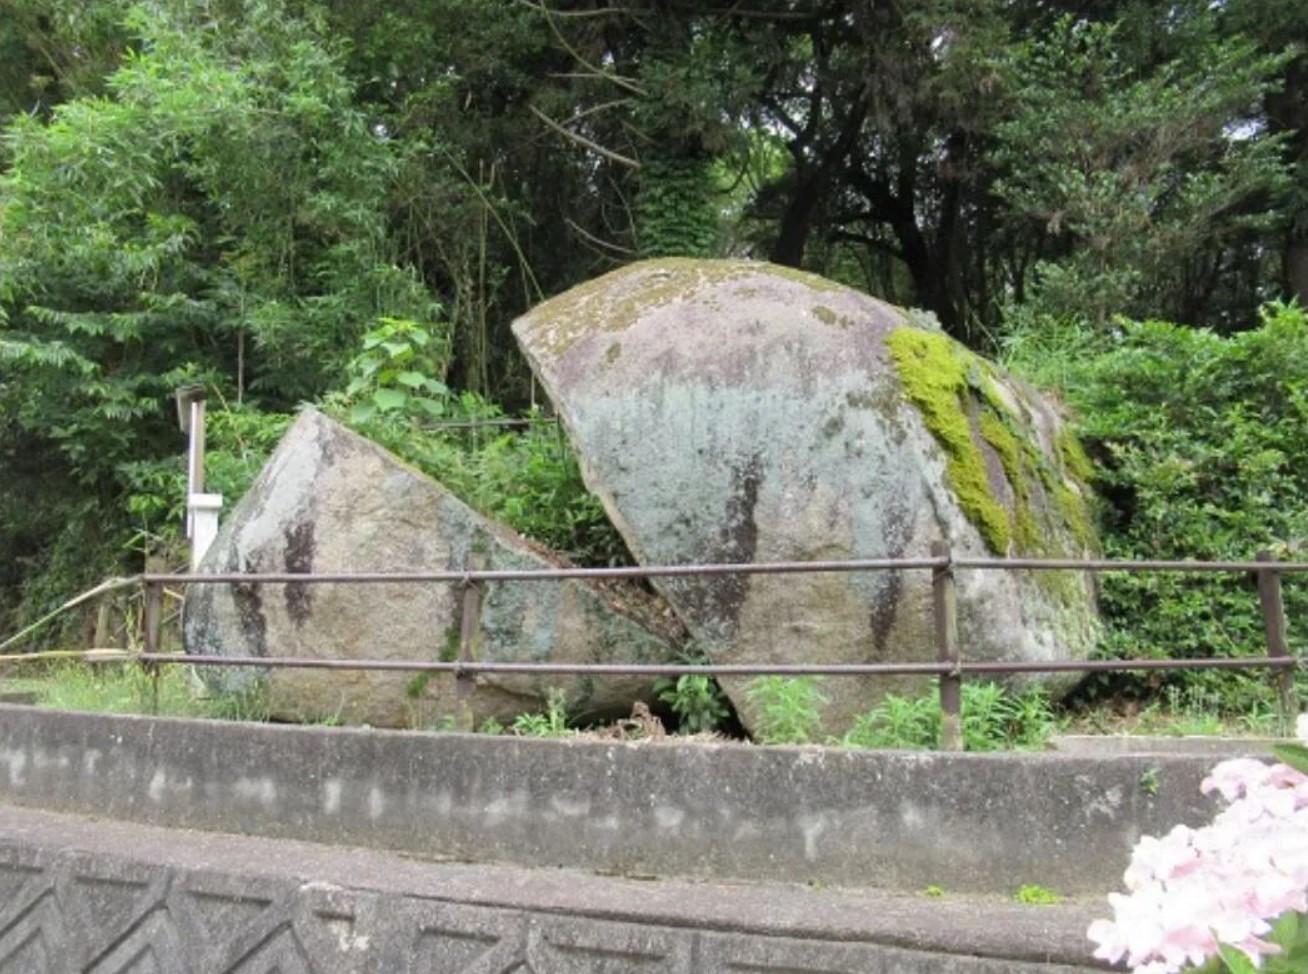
xmin=656 ymin=673 xmax=730 ymax=734
xmin=745 ymin=676 xmax=827 ymax=744
xmin=30 ymin=661 xmax=270 ymax=721
xmin=839 ymin=682 xmax=1057 ymax=751
xmin=1014 ymin=884 xmax=1062 ymax=905
xmin=511 ymin=688 xmax=573 ymax=738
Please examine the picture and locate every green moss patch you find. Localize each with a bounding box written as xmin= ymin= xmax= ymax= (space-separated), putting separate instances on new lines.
xmin=887 ymin=326 xmax=1097 ymax=562
xmin=886 ymin=328 xmax=1014 ymax=553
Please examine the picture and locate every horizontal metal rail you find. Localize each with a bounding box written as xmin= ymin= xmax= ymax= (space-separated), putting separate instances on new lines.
xmin=136 ymin=556 xmax=1308 ymax=586
xmin=9 ymin=549 xmax=1303 ymax=747
xmin=136 ymin=653 xmax=1302 ymax=677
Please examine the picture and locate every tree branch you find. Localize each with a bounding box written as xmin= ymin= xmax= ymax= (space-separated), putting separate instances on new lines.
xmin=529 ymin=105 xmax=642 ymax=169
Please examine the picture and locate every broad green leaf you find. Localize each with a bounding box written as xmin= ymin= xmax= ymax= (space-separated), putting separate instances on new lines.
xmin=1271 ymin=743 xmax=1308 ymax=776
xmin=414 ymin=397 xmax=445 ymax=417
xmin=371 ymin=388 xmax=408 ymax=412
xmin=1216 ymin=943 xmax=1259 ymax=974
xmin=395 ymin=371 xmax=427 ymax=389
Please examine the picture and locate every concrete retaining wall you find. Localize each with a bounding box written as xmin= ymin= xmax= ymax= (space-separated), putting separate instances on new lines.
xmin=0 ymin=705 xmax=1232 ymax=895
xmin=1 ymin=802 xmax=1109 ymax=973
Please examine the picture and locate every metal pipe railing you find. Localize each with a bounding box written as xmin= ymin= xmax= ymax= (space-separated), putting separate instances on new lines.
xmin=12 ymin=550 xmax=1303 ymax=748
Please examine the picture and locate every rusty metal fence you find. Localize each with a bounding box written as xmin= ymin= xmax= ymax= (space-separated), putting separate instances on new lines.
xmin=36 ymin=541 xmax=1282 ymax=750
xmin=3 ymin=544 xmax=1303 ymax=748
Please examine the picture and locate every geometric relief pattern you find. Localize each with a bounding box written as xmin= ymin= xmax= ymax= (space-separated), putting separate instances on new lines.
xmin=0 ymin=840 xmax=1099 ymax=974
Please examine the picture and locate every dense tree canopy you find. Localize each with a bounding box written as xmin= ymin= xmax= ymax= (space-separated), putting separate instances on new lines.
xmin=1 ymin=0 xmax=1305 ymax=672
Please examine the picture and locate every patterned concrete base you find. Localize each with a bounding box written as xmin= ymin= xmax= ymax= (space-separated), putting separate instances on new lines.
xmin=0 ymin=804 xmax=1106 ymax=974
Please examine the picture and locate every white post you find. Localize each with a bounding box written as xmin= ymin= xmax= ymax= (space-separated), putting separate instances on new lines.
xmin=189 ymin=493 xmax=224 ymax=571
xmin=176 ymin=385 xmax=222 ymax=569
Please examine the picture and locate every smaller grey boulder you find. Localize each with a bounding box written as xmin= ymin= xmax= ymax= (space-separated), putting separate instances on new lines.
xmin=183 ymin=409 xmax=683 ymax=728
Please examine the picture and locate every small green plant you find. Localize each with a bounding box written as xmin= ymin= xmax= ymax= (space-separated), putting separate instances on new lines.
xmin=922 ymin=885 xmax=947 ymax=898
xmin=745 ymin=676 xmax=827 ymax=745
xmin=511 ymin=688 xmax=573 ymax=738
xmin=342 ymin=317 xmax=453 ymax=425
xmin=655 ymin=673 xmax=730 ymax=734
xmin=31 ymin=660 xmax=270 ymax=721
xmin=406 ymin=672 xmax=432 ymax=699
xmin=479 ymin=716 xmax=505 ymax=735
xmin=841 ymin=691 xmax=940 ymax=750
xmin=962 ymin=681 xmax=1056 ymax=751
xmin=840 ymin=682 xmax=1054 ymax=751
xmin=1014 ymin=884 xmax=1062 ymax=905
xmin=1139 ymin=767 xmax=1161 ymax=797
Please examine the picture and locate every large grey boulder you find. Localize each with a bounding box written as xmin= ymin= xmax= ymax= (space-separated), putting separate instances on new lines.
xmin=512 ymin=259 xmax=1100 ymax=735
xmin=183 ymin=409 xmax=683 ymax=728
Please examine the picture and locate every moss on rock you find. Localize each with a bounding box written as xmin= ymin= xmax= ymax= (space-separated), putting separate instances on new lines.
xmin=886 ymin=328 xmax=1014 ymax=553
xmin=887 ymin=325 xmax=1097 ymax=564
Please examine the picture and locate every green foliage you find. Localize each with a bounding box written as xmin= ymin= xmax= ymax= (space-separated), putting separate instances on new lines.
xmin=327 ymin=322 xmax=630 ymax=567
xmin=636 ymin=155 xmax=721 ymax=259
xmin=1013 ymin=884 xmax=1062 ymax=905
xmin=962 ymin=682 xmax=1055 ymax=752
xmin=1139 ymin=768 xmax=1160 ymax=797
xmin=1042 ymin=302 xmax=1308 ymax=710
xmin=344 ymin=317 xmax=453 ymax=425
xmin=655 ymin=673 xmax=730 ymax=735
xmin=511 ymin=688 xmax=573 ymax=738
xmin=0 ymin=0 xmax=432 ymax=636
xmin=31 ymin=661 xmax=269 ymax=721
xmin=1272 ymin=743 xmax=1308 ymax=777
xmin=992 ymin=13 xmax=1292 ymax=328
xmin=841 ymin=682 xmax=1056 ymax=752
xmin=744 ymin=676 xmax=827 ymax=745
xmin=841 ymin=691 xmax=940 ymax=750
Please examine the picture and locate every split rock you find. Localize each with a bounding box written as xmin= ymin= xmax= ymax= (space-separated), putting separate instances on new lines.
xmin=182 ymin=409 xmax=683 ymax=728
xmin=512 ymin=259 xmax=1100 ymax=735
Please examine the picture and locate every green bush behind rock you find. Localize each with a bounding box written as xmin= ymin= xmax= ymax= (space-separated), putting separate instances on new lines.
xmin=1006 ymin=302 xmax=1308 ymax=713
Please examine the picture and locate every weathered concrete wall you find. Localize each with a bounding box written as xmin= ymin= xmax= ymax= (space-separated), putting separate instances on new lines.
xmin=0 ymin=705 xmax=1228 ymax=896
xmin=1 ymin=803 xmax=1106 ymax=972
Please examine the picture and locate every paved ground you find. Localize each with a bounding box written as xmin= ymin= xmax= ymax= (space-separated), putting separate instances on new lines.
xmin=0 ymin=801 xmax=1112 ymax=972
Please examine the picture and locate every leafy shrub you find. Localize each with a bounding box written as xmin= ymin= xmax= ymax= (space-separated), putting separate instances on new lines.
xmin=841 ymin=691 xmax=940 ymax=750
xmin=327 ymin=319 xmax=631 ymax=567
xmin=1008 ymin=302 xmax=1308 ymax=713
xmin=841 ymin=682 xmax=1055 ymax=751
xmin=744 ymin=676 xmax=827 ymax=744
xmin=655 ymin=673 xmax=731 ymax=734
xmin=511 ymin=688 xmax=573 ymax=737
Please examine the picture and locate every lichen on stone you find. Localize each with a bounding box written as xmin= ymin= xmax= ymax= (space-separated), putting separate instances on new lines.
xmin=520 ymin=259 xmax=847 ymax=358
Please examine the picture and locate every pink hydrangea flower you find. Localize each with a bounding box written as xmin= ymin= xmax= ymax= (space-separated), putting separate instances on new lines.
xmin=1088 ymin=725 xmax=1308 ymax=973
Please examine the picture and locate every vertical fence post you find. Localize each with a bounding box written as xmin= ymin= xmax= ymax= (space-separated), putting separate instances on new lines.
xmin=932 ymin=540 xmax=963 ymax=751
xmin=455 ymin=554 xmax=487 ymax=731
xmin=143 ymin=578 xmax=163 ymax=657
xmin=1256 ymin=550 xmax=1297 ymax=734
xmin=142 ymin=578 xmax=163 ymax=715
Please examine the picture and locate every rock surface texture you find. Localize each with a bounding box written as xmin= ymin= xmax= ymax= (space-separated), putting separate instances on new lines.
xmin=183 ymin=409 xmax=681 ymax=728
xmin=512 ymin=259 xmax=1099 ymax=734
